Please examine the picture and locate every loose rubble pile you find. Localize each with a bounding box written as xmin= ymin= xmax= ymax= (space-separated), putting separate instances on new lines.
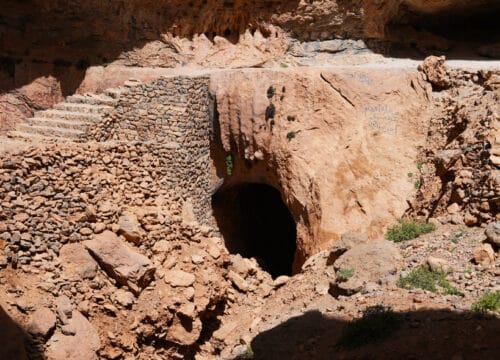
xmin=411 ymin=56 xmax=500 ymax=226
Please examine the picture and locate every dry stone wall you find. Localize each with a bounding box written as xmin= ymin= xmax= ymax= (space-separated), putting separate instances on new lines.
xmin=88 ymin=76 xmax=214 ymax=225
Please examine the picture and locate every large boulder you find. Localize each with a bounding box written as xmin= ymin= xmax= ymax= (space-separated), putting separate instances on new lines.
xmin=27 ymin=307 xmax=56 ymax=339
xmin=46 ymin=311 xmax=100 ymax=360
xmin=332 ymin=239 xmax=403 ymax=294
xmin=83 ymin=231 xmax=155 ymax=295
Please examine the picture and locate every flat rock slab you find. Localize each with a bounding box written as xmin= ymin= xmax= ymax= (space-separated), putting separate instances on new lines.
xmin=333 ymin=239 xmax=403 ymax=294
xmin=46 ymin=311 xmax=100 ymax=360
xmin=83 ymin=231 xmax=155 ymax=295
xmin=59 ymin=243 xmax=98 ymax=280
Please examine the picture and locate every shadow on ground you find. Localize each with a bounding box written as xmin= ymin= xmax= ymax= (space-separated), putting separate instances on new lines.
xmin=235 ymin=309 xmax=500 ymax=360
xmin=0 ymin=305 xmax=44 ymax=360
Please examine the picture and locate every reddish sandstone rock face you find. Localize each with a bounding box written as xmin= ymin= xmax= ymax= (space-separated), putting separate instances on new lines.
xmin=210 ymin=67 xmax=431 ymax=263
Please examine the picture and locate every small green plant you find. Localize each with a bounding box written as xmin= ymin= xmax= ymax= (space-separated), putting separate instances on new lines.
xmin=265 ymin=104 xmax=276 ymax=120
xmin=414 ymin=179 xmax=421 ymax=189
xmin=417 ymin=162 xmax=423 ymax=170
xmin=286 ymin=131 xmax=297 ymax=141
xmin=267 ymin=86 xmax=275 ymax=99
xmin=337 ymin=306 xmax=402 ymax=348
xmin=471 ymin=291 xmax=500 ymax=313
xmin=397 ymin=267 xmax=460 ymax=295
xmin=244 ymin=344 xmax=254 ymax=358
xmin=280 ymin=63 xmax=289 ymax=68
xmin=407 ymin=172 xmax=413 ymax=178
xmin=450 ymin=228 xmax=466 ymax=243
xmin=386 ymin=219 xmax=435 ymax=242
xmin=225 ymin=154 xmax=234 ymax=176
xmin=337 ymin=268 xmax=354 ymax=282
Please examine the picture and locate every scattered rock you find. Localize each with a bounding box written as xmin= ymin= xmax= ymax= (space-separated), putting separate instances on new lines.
xmin=485 ymin=222 xmax=500 ymax=246
xmin=46 ymin=311 xmax=100 ymax=360
xmin=164 ymin=269 xmax=196 ymax=287
xmin=473 ymin=243 xmax=495 ymax=267
xmin=59 ymin=243 xmax=98 ymax=280
xmin=333 ymin=239 xmax=403 ymax=294
xmin=84 ymin=231 xmax=155 ymax=295
xmin=118 ymin=211 xmax=143 ymax=244
xmin=56 ymin=296 xmax=73 ymax=325
xmin=273 ymin=275 xmax=290 ymax=288
xmin=27 ymin=307 xmax=56 ymax=339
xmin=228 ymin=270 xmax=249 ymax=292
xmin=419 ymin=55 xmax=450 ymax=89
xmin=426 ymin=256 xmax=451 ymax=273
xmin=112 ymin=289 xmax=135 ymax=308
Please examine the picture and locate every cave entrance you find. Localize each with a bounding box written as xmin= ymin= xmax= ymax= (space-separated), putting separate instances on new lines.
xmin=385 ymin=1 xmax=500 ymax=58
xmin=212 ymin=183 xmax=297 ymax=279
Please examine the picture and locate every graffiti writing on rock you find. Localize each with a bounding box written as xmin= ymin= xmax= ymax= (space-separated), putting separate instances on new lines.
xmin=364 ymin=104 xmax=400 ymax=133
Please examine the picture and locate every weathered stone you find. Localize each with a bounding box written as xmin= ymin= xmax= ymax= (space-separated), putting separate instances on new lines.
xmin=56 ymin=295 xmax=73 ymax=325
xmin=118 ymin=211 xmax=142 ymax=243
xmin=27 ymin=307 xmax=56 ymax=338
xmin=473 ymin=243 xmax=495 ymax=267
xmin=333 ymin=239 xmax=403 ymax=294
xmin=485 ymin=222 xmax=500 ymax=246
xmin=228 ymin=270 xmax=249 ymax=292
xmin=166 ymin=314 xmax=202 ymax=346
xmin=164 ymin=269 xmax=196 ymax=287
xmin=426 ymin=256 xmax=451 ymax=273
xmin=112 ymin=289 xmax=135 ymax=308
xmin=46 ymin=311 xmax=100 ymax=360
xmin=83 ymin=231 xmax=155 ymax=295
xmin=59 ymin=243 xmax=98 ymax=280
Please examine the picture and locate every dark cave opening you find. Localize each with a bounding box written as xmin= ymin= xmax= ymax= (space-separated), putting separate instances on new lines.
xmin=385 ymin=1 xmax=500 ymax=58
xmin=212 ymin=183 xmax=297 ymax=279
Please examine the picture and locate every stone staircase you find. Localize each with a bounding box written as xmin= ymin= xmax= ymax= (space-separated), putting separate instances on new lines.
xmin=8 ymin=88 xmax=123 ymax=142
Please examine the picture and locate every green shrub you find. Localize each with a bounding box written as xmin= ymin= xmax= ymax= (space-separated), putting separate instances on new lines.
xmin=337 ymin=306 xmax=402 ymax=348
xmin=414 ymin=179 xmax=421 ymax=189
xmin=267 ymin=86 xmax=275 ymax=99
xmin=337 ymin=268 xmax=354 ymax=282
xmin=471 ymin=292 xmax=500 ymax=313
xmin=265 ymin=104 xmax=276 ymax=120
xmin=386 ymin=219 xmax=435 ymax=242
xmin=286 ymin=131 xmax=297 ymax=141
xmin=398 ymin=267 xmax=460 ymax=295
xmin=225 ymin=154 xmax=234 ymax=176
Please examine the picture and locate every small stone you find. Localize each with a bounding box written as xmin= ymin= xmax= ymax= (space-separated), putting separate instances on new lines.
xmin=93 ymin=222 xmax=106 ymax=234
xmin=118 ymin=211 xmax=142 ymax=244
xmin=427 ymin=256 xmax=451 ymax=273
xmin=228 ymin=270 xmax=249 ymax=292
xmin=80 ymin=227 xmax=93 ymax=236
xmin=164 ymin=269 xmax=196 ymax=287
xmin=191 ymin=254 xmax=204 ymax=264
xmin=273 ymin=275 xmax=290 ymax=288
xmin=473 ymin=243 xmax=495 ymax=267
xmin=112 ymin=289 xmax=135 ymax=308
xmin=485 ymin=222 xmax=500 ymax=246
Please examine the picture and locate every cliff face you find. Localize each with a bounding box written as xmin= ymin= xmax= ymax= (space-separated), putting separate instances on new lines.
xmin=1 ymin=0 xmax=499 ymax=132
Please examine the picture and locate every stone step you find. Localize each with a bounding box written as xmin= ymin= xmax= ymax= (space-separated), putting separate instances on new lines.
xmin=7 ymin=131 xmax=74 ymax=142
xmin=66 ymin=94 xmax=117 ymax=106
xmin=27 ymin=117 xmax=89 ymax=130
xmin=53 ymin=102 xmax=112 ymax=114
xmin=34 ymin=110 xmax=101 ymax=122
xmin=16 ymin=124 xmax=84 ymax=138
xmin=104 ymin=88 xmax=123 ymax=99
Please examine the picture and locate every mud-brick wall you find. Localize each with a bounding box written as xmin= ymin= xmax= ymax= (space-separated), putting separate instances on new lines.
xmin=89 ymin=76 xmax=213 ymax=225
